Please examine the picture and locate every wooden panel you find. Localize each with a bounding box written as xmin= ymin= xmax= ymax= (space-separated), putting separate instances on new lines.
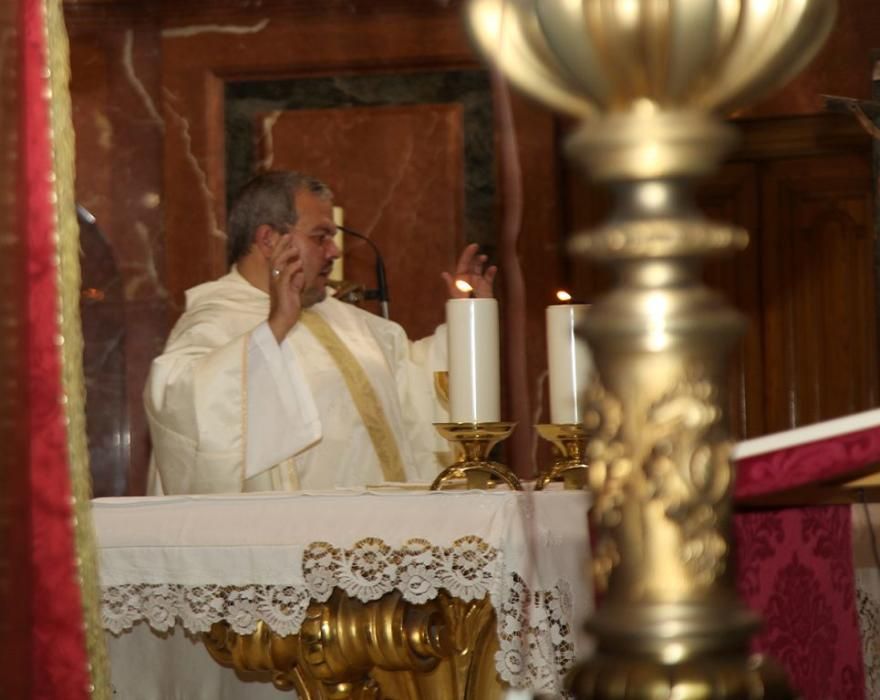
xmin=760 ymin=152 xmax=877 ymax=431
xmin=743 ymin=0 xmax=880 ymax=118
xmin=563 ymin=160 xmax=766 ymax=440
xmin=563 ymin=116 xmax=879 ymax=442
xmin=733 ymin=114 xmax=872 ymax=161
xmin=498 ymin=89 xmax=566 ymax=475
xmin=261 ymin=104 xmax=465 ymax=339
xmin=563 ymin=163 xmax=613 ymax=306
xmin=699 ymin=162 xmax=765 ymax=439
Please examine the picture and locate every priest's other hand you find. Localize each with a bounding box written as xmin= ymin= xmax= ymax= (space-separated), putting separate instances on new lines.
xmin=268 ymin=234 xmax=305 ymax=343
xmin=441 ymin=243 xmax=497 ymax=299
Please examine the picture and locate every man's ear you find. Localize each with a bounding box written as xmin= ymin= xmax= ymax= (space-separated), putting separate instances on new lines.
xmin=252 ymin=224 xmax=277 ymax=258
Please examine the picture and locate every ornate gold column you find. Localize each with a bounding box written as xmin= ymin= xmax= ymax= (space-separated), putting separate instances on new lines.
xmin=465 ymin=1 xmax=837 ymax=697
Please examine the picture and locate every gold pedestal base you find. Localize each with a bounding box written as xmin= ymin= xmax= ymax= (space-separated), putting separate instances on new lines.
xmin=567 ymin=653 xmax=793 ymax=699
xmin=430 ymin=422 xmax=522 ymax=491
xmin=566 ymin=601 xmax=793 ymax=698
xmin=535 ymin=423 xmax=589 ymax=490
xmin=202 ymin=590 xmax=502 ymax=699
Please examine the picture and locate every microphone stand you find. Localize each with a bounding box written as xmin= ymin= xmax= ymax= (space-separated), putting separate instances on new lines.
xmin=337 ymin=225 xmax=390 ymax=320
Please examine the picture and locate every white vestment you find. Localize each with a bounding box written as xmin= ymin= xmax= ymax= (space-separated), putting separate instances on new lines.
xmin=145 ymin=268 xmax=449 ymax=493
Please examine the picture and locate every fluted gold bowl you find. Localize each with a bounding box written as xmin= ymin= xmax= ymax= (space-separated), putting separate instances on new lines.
xmin=467 ymin=0 xmax=837 ymax=182
xmin=467 ymin=0 xmax=836 ymax=118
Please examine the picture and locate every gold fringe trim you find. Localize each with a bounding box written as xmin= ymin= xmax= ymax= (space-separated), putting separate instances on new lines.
xmin=299 ymin=310 xmax=407 ymax=483
xmin=45 ymin=0 xmax=111 ymax=696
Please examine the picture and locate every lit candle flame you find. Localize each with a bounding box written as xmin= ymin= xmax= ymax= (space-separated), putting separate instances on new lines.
xmin=556 ymin=290 xmax=572 ymax=302
xmin=455 ymin=279 xmax=474 ymax=294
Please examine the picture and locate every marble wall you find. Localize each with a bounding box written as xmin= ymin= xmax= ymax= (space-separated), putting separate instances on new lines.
xmin=65 ymin=1 xmax=539 ymax=492
xmin=68 ymin=13 xmax=167 ymax=496
xmin=63 ymin=0 xmax=880 ymax=493
xmin=226 ymin=70 xmax=493 ymax=337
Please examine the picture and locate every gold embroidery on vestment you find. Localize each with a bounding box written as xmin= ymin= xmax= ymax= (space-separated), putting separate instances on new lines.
xmin=299 ymin=311 xmax=407 ymax=483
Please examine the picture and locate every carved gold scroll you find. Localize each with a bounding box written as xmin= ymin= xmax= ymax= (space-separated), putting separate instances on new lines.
xmin=203 ymin=590 xmax=503 ymax=699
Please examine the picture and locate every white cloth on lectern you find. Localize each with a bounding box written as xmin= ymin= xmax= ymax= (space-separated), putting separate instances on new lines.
xmin=145 ymin=268 xmax=449 ymax=494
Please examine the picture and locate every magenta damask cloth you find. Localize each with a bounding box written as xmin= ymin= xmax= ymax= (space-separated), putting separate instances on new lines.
xmin=735 ymin=419 xmax=880 ymax=500
xmin=730 ymin=419 xmax=880 ymax=700
xmin=734 ymin=506 xmax=864 ymax=700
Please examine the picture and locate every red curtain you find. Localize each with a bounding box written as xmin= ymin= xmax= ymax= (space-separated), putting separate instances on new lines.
xmin=7 ymin=0 xmax=96 ymax=696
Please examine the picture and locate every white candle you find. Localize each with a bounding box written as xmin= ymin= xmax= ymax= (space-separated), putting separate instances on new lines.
xmin=546 ymin=304 xmax=593 ymax=424
xmin=447 ymin=298 xmax=500 ymax=423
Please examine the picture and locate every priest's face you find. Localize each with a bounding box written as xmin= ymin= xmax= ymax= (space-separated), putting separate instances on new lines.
xmin=288 ymin=189 xmax=340 ymax=307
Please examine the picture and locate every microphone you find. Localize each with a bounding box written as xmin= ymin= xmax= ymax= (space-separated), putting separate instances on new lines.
xmin=76 ymin=203 xmax=97 ymax=226
xmin=337 ymin=225 xmax=390 ymax=320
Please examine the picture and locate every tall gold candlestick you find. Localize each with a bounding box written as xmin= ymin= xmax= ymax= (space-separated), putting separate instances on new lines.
xmin=465 ymin=0 xmax=837 ymax=696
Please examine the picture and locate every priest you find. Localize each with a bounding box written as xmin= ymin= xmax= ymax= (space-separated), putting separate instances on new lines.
xmin=145 ymin=170 xmax=496 ymax=493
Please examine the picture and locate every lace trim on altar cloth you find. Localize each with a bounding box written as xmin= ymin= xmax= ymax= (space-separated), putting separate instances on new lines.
xmin=100 ymin=535 xmax=576 ymax=693
xmin=856 ymin=569 xmax=880 ymax=699
xmin=496 ymin=572 xmax=576 ymax=692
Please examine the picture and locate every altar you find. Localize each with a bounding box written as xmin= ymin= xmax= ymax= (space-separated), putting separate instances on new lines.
xmin=94 ymin=488 xmax=593 ymax=698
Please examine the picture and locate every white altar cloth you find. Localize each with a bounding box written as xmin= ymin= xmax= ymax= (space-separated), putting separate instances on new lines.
xmin=95 ymin=488 xmax=593 ymax=698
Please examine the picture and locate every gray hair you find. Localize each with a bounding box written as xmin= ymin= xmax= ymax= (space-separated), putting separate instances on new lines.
xmin=226 ymin=171 xmax=333 ymax=265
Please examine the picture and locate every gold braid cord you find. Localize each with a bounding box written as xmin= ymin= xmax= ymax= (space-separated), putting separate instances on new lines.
xmin=46 ymin=0 xmax=111 ymax=695
xmin=299 ymin=310 xmax=407 ymax=483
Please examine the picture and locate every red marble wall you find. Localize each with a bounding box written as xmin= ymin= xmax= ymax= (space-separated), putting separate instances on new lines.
xmin=64 ymin=1 xmax=560 ymax=488
xmin=261 ymin=104 xmax=465 ymax=339
xmin=63 ymin=0 xmax=880 ymax=492
xmin=67 ymin=8 xmax=168 ymax=495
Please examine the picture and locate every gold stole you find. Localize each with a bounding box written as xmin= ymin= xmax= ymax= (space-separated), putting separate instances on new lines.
xmin=299 ymin=310 xmax=407 ymax=482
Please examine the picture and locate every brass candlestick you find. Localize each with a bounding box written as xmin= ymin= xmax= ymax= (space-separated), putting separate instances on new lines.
xmin=466 ymin=0 xmax=837 ymax=697
xmin=430 ymin=422 xmax=521 ymax=490
xmin=535 ymin=423 xmax=589 ymax=490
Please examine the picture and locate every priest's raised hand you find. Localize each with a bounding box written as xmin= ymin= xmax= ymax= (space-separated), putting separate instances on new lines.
xmin=441 ymin=242 xmax=498 ymax=299
xmin=267 ymin=234 xmax=306 ymax=343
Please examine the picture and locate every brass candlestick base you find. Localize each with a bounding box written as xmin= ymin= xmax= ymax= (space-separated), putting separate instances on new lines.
xmin=535 ymin=423 xmax=589 ymax=490
xmin=430 ymin=422 xmax=522 ymax=491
